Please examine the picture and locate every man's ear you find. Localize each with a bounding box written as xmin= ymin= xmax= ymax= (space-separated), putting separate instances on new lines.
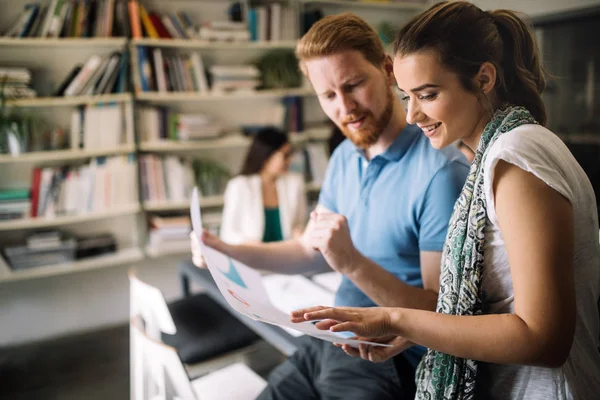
xmin=476 ymin=61 xmax=497 ymax=94
xmin=382 ymin=55 xmax=395 ymax=85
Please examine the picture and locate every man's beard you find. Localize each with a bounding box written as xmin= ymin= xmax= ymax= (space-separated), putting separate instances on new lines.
xmin=339 ymin=88 xmax=394 ymax=149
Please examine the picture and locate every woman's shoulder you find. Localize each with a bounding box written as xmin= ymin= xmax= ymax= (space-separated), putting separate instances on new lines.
xmin=226 ymin=174 xmax=260 ymax=191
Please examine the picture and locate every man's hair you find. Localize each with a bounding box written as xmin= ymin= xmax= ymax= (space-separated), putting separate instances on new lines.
xmin=296 ymin=13 xmax=387 ymax=74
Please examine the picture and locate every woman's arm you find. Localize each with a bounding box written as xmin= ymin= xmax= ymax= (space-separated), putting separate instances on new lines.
xmin=298 ymin=161 xmax=576 ymax=367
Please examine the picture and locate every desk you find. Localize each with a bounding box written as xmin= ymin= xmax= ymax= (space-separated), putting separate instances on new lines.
xmin=178 ymin=259 xmax=303 ymax=357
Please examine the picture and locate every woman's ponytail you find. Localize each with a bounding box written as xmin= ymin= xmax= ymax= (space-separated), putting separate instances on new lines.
xmin=489 ymin=10 xmax=547 ymax=125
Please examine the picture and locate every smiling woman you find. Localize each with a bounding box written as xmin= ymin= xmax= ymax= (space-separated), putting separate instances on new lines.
xmin=293 ymin=2 xmax=600 ymax=400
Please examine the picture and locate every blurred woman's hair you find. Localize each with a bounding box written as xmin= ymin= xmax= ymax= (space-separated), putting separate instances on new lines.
xmin=393 ymin=1 xmax=547 ymax=125
xmin=239 ymin=127 xmax=289 ymax=175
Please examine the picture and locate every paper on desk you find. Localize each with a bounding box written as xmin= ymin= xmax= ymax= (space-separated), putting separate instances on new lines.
xmin=263 ymin=274 xmax=336 ymax=337
xmin=190 ymin=188 xmax=391 ymax=348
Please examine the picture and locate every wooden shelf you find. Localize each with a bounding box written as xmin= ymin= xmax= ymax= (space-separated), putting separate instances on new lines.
xmin=143 ymin=195 xmax=225 ymax=212
xmin=139 ymin=136 xmax=250 ymax=152
xmin=0 ymin=247 xmax=144 ymax=283
xmin=299 ymin=0 xmax=426 ymax=11
xmin=0 ymin=204 xmax=141 ymax=231
xmin=0 ymin=145 xmax=135 ymax=164
xmin=131 ymin=38 xmax=297 ymax=49
xmin=6 ymin=93 xmax=133 ymax=107
xmin=0 ymin=37 xmax=128 ymax=48
xmin=136 ymin=88 xmax=315 ymax=103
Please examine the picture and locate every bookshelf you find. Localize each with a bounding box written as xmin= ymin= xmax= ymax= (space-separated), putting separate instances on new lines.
xmin=0 ymin=0 xmax=424 ymax=282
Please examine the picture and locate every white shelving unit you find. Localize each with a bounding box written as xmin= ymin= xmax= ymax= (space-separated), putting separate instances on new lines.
xmin=136 ymin=87 xmax=315 ymax=103
xmin=6 ymin=93 xmax=133 ymax=108
xmin=0 ymin=145 xmax=135 ymax=164
xmin=0 ymin=247 xmax=144 ymax=283
xmin=0 ymin=205 xmax=141 ymax=231
xmin=143 ymin=195 xmax=225 ymax=212
xmin=131 ymin=38 xmax=298 ymax=49
xmin=0 ymin=37 xmax=128 ymax=47
xmin=298 ymin=0 xmax=426 ymax=11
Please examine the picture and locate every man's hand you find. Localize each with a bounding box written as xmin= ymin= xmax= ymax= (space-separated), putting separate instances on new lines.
xmin=306 ymin=210 xmax=362 ymax=274
xmin=337 ymin=336 xmax=413 ymax=363
xmin=189 ymin=230 xmax=231 ymax=268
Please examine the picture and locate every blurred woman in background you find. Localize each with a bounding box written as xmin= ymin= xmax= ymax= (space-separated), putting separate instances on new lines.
xmin=219 ymin=127 xmax=307 ymax=245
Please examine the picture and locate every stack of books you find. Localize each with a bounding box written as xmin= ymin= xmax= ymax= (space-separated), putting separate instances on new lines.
xmin=1 ymin=0 xmax=131 ymax=38
xmin=1 ymin=230 xmax=118 ymax=271
xmin=147 ymin=215 xmax=191 ymax=254
xmin=3 ymin=231 xmax=77 ymax=270
xmin=209 ymin=65 xmax=261 ymax=93
xmin=28 ymin=155 xmax=137 ymax=218
xmin=0 ymin=189 xmax=30 ymax=221
xmin=140 ymin=155 xmax=195 ymax=204
xmin=137 ymin=48 xmax=208 ymax=93
xmin=0 ymin=67 xmax=36 ymax=99
xmin=198 ymin=21 xmax=249 ymax=42
xmin=55 ymin=51 xmax=128 ymax=96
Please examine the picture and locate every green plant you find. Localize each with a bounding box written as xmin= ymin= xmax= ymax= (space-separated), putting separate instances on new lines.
xmin=255 ymin=50 xmax=302 ymax=89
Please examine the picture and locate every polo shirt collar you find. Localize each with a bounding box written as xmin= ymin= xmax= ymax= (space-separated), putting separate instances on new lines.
xmin=352 ymin=124 xmax=420 ymax=162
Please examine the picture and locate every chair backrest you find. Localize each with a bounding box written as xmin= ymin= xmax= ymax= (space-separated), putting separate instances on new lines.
xmin=131 ymin=316 xmax=198 ymax=400
xmin=129 ymin=270 xmax=177 ymax=339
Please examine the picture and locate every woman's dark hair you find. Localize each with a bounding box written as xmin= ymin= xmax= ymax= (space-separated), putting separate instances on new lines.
xmin=239 ymin=127 xmax=289 ymax=175
xmin=393 ymin=1 xmax=547 ymax=125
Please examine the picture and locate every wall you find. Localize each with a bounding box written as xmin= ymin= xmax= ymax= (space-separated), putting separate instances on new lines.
xmin=0 ymin=256 xmax=207 ymax=346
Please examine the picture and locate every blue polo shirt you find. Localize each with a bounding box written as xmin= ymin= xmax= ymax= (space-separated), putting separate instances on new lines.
xmin=318 ymin=123 xmax=469 ymax=367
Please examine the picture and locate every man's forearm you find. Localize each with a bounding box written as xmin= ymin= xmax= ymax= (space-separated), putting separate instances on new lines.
xmin=346 ymin=255 xmax=438 ymax=310
xmin=228 ymin=239 xmax=328 ymax=275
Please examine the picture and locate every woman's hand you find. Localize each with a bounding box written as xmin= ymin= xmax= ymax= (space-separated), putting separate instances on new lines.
xmin=291 ymin=305 xmax=411 ymax=362
xmin=190 ymin=229 xmax=231 ymax=268
xmin=290 ymin=305 xmax=399 ymax=338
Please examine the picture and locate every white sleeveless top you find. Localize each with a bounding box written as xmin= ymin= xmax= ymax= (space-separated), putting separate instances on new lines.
xmin=475 ymin=124 xmax=600 ymax=399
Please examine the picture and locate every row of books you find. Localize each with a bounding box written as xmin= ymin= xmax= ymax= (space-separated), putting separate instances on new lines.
xmin=70 ymin=103 xmax=134 ymax=150
xmin=210 ymin=65 xmax=261 ymax=92
xmin=2 ymin=0 xmax=130 ymax=38
xmin=1 ymin=231 xmax=117 ymax=271
xmin=27 ymin=155 xmax=138 ymax=219
xmin=55 ymin=51 xmax=128 ymax=96
xmin=0 ymin=67 xmax=36 ymax=99
xmin=129 ymin=1 xmax=195 ymax=40
xmin=140 ymin=155 xmax=195 ymax=204
xmin=248 ymin=4 xmax=298 ymax=42
xmin=137 ymin=47 xmax=208 ymax=93
xmin=137 ymin=107 xmax=224 ymax=142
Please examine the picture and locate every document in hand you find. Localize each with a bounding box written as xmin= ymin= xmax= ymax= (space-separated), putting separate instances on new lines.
xmin=190 ymin=188 xmax=391 ymax=348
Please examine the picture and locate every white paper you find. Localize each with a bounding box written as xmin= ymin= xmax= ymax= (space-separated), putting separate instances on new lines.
xmin=190 ymin=188 xmax=391 ymax=348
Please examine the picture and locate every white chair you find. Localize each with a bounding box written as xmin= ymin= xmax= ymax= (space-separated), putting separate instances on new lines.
xmin=131 ymin=317 xmax=267 ymax=400
xmin=128 ymin=271 xmax=261 ymax=377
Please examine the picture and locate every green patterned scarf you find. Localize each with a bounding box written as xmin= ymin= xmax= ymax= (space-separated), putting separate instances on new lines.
xmin=415 ymin=105 xmax=538 ymax=399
